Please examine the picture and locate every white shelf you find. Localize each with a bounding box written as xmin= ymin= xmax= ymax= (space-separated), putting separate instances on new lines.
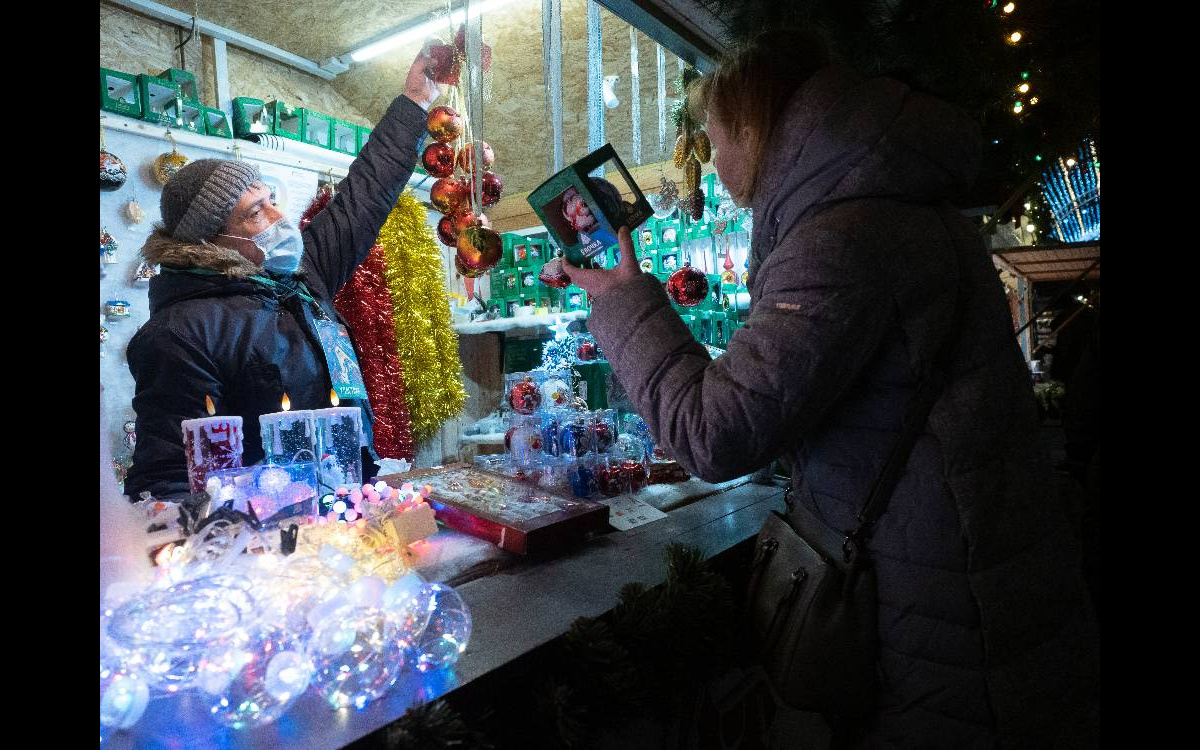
xmin=459 ymin=432 xmax=506 ymax=445
xmin=451 ymin=310 xmax=588 ymax=335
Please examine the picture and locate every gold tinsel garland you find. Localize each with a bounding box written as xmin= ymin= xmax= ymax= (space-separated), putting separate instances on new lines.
xmin=378 ymin=190 xmax=468 ymax=443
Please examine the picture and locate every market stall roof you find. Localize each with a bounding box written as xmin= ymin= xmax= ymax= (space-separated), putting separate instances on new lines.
xmin=993 ymin=242 xmax=1100 ymax=283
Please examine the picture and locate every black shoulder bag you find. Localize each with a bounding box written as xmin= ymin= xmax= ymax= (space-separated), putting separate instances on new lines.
xmin=745 ymin=329 xmax=955 ymax=717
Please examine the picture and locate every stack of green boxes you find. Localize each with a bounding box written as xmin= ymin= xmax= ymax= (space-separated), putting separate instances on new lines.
xmin=487 ymin=233 xmax=584 ymax=318
xmin=100 ymin=66 xmax=233 ymax=139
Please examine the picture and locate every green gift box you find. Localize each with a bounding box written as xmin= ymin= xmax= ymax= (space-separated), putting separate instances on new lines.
xmin=515 ymin=268 xmax=540 ymax=295
xmin=137 ymin=75 xmax=182 ymax=127
xmin=266 ymin=100 xmax=304 ymax=141
xmin=485 ymin=298 xmax=505 ymax=318
xmin=99 ymin=68 xmax=142 ymax=118
xmin=709 ymin=311 xmax=729 ymax=347
xmin=564 ymin=286 xmax=589 ymax=312
xmin=526 ymin=144 xmax=652 ymax=268
xmin=178 ymin=100 xmax=204 ymax=134
xmin=156 ymin=68 xmax=198 ymax=104
xmin=657 ymin=217 xmax=682 ymax=248
xmin=356 ymin=125 xmax=372 ymax=152
xmin=656 ymin=249 xmax=681 ymax=275
xmin=637 ymin=251 xmax=657 ymax=274
xmin=232 ymin=97 xmax=272 ymax=138
xmin=331 ymin=119 xmax=359 ymax=155
xmin=301 ymin=109 xmax=334 ymax=149
xmin=637 ymin=219 xmax=659 ymax=251
xmin=490 ymin=268 xmax=517 ymax=298
xmin=201 ymin=106 xmax=233 ymax=138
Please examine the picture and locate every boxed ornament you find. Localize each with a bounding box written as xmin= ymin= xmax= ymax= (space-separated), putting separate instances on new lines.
xmin=155 ymin=67 xmax=198 ymax=103
xmin=203 ymin=461 xmax=318 ymax=529
xmin=136 ymin=75 xmax=183 ymax=127
xmin=526 ymin=144 xmax=653 ymax=268
xmin=657 ymin=217 xmax=682 ymax=248
xmin=301 ymin=109 xmax=334 ymax=149
xmin=100 ymin=67 xmax=143 ymax=118
xmin=266 ymin=100 xmax=304 ymax=141
xmin=402 ymin=464 xmax=608 ymax=555
xmin=201 ymin=106 xmax=233 ymax=138
xmin=564 ymin=286 xmax=589 ymax=312
xmin=179 ymin=100 xmax=204 ymax=134
xmin=656 ymin=249 xmax=681 ymax=275
xmin=232 ymin=97 xmax=272 ymax=137
xmin=332 ymin=119 xmax=360 ymax=155
xmin=491 ymin=267 xmax=518 ymax=298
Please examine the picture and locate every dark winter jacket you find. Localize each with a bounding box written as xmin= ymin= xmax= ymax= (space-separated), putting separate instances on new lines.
xmin=124 ymin=95 xmax=428 ymax=499
xmin=588 ymin=67 xmax=1098 ymax=747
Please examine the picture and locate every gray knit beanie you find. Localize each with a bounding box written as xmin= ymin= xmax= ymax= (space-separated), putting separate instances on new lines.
xmin=160 ymin=158 xmax=262 ymax=243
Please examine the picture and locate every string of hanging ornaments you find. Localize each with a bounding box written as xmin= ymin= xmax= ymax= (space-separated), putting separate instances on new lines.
xmin=421 ymin=9 xmax=505 ymax=291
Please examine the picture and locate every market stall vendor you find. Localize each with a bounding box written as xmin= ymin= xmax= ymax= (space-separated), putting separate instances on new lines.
xmin=123 ymin=52 xmax=440 ymax=500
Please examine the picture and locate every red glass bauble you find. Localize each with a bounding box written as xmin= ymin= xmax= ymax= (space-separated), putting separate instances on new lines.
xmin=666 ymin=265 xmax=709 ymax=307
xmin=454 ymin=254 xmax=486 ymax=278
xmin=481 ymin=171 xmax=504 ymax=206
xmin=426 ymin=105 xmax=463 ymax=143
xmin=422 ymin=142 xmax=456 ymax=178
xmin=576 ymin=340 xmax=598 ymax=361
xmin=430 ymin=177 xmax=469 ymax=214
xmin=509 ymin=378 xmax=542 ymax=414
xmin=537 ymin=257 xmax=571 ymax=289
xmin=456 ymin=141 xmax=495 ymax=173
xmin=456 ymin=226 xmax=502 ymax=273
xmin=436 ymin=215 xmax=458 ymax=246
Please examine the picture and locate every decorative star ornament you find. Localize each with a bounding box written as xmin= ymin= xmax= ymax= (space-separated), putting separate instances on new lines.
xmin=550 ymin=315 xmax=573 ymax=342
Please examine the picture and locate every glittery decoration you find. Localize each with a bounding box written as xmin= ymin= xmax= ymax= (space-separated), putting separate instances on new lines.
xmin=152 ymin=147 xmax=189 ymax=186
xmin=100 ymin=150 xmax=127 ymax=191
xmin=378 ymin=191 xmax=467 ymax=442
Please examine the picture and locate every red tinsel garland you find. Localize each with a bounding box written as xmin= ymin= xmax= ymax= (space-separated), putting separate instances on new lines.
xmin=303 ymin=185 xmax=416 ymax=460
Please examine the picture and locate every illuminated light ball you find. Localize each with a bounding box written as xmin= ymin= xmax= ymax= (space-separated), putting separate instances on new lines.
xmin=538 ymin=257 xmax=571 ymax=289
xmin=332 ymin=499 xmax=348 ymax=515
xmin=383 ymin=571 xmax=430 ymax=639
xmin=100 ymin=659 xmax=150 ymax=730
xmin=426 ymin=105 xmax=464 ymax=143
xmin=347 ymin=576 xmax=387 ymax=609
xmin=430 ymin=177 xmax=470 ymax=215
xmin=1003 ymin=2 xmax=1015 ymax=13
xmin=153 ymin=149 xmax=189 ymax=186
xmin=1007 ymin=31 xmax=1023 ymax=44
xmin=1030 ymin=97 xmax=1039 ymax=105
xmin=421 ymin=141 xmax=456 ymax=178
xmin=100 ymin=150 xmax=128 ymax=191
xmin=480 ymin=171 xmax=504 ymax=206
xmin=509 ymin=377 xmax=542 ymax=414
xmin=1017 ymin=82 xmax=1030 ymax=94
xmin=310 ymin=606 xmax=405 ymax=710
xmin=200 ymin=624 xmax=312 ymax=729
xmin=1013 ymin=102 xmax=1024 ymax=114
xmin=456 ymin=225 xmax=503 ymax=273
xmin=1066 ymin=157 xmax=1077 ymax=168
xmin=408 ymin=583 xmax=472 ymax=673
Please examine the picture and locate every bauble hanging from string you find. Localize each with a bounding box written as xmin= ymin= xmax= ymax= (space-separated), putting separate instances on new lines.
xmin=426 ymin=106 xmax=464 ymax=143
xmin=430 ymin=177 xmax=470 ymax=214
xmin=101 ymin=228 xmax=118 ymax=264
xmin=457 ymin=141 xmax=495 ymax=174
xmin=422 ymin=142 xmax=456 ymax=178
xmin=436 ymin=215 xmax=458 ymax=247
xmin=453 ymin=253 xmax=486 ymax=279
xmin=455 ymin=225 xmax=502 ymax=274
xmin=480 ymin=171 xmax=504 ymax=207
xmin=101 ymin=150 xmax=128 ymax=192
xmin=666 ymin=263 xmax=709 ymax=307
xmin=124 ymin=197 xmax=145 ymax=225
xmin=152 ymin=131 xmax=188 ymax=186
xmin=99 ymin=119 xmax=127 ymax=192
xmin=650 ymin=175 xmax=679 ymax=220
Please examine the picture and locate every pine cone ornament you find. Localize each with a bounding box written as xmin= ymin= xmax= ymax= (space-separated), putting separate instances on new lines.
xmin=673 ymin=133 xmax=690 ymax=168
xmin=692 ymin=130 xmax=711 ymax=163
xmin=689 ymin=187 xmax=705 ymax=221
xmin=684 ymin=156 xmax=701 ymax=194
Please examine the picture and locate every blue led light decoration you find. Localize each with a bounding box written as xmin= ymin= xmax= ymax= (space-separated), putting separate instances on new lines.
xmin=1041 ymin=139 xmax=1100 ymax=242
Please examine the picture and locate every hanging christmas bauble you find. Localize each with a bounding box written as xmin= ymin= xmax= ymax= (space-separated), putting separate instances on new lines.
xmin=100 ymin=325 xmax=110 ymax=344
xmin=134 ymin=260 xmax=160 ymax=282
xmin=667 ymin=264 xmax=708 ymax=307
xmin=538 ymin=258 xmax=571 ymax=289
xmin=509 ymin=377 xmax=542 ymax=414
xmin=425 ymin=41 xmax=462 ymax=85
xmin=101 ymin=229 xmax=118 ymax=261
xmin=100 ymin=150 xmax=128 ymax=191
xmin=453 ymin=254 xmax=486 ymax=278
xmin=456 ymin=226 xmax=502 ymax=273
xmin=480 ymin=171 xmax=504 ymax=207
xmin=153 ymin=148 xmax=189 ymax=186
xmin=124 ymin=431 xmax=138 ymax=449
xmin=741 ymin=270 xmax=749 ymax=286
xmin=124 ymin=197 xmax=145 ymax=225
xmin=651 ymin=176 xmax=679 ymax=220
xmin=430 ymin=177 xmax=469 ymax=214
xmin=123 ymin=420 xmax=137 ymax=434
xmin=454 ymin=211 xmax=490 ymax=234
xmin=689 ymin=187 xmax=705 ymax=221
xmin=436 ymin=215 xmax=458 ymax=247
xmin=426 ymin=106 xmax=464 ymax=143
xmin=721 ymin=270 xmax=738 ymax=285
xmin=422 ymin=142 xmax=456 ymax=178
xmin=456 ymin=142 xmax=495 ymax=173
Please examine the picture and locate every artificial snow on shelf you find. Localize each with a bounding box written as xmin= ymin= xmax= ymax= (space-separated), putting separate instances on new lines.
xmin=452 ymin=310 xmax=588 ymax=335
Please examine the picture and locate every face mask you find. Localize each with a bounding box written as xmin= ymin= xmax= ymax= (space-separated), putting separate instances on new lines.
xmin=221 ymin=218 xmax=303 ymax=275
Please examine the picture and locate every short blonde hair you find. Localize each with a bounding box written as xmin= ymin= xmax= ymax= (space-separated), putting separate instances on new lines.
xmin=688 ymin=30 xmax=829 ymax=204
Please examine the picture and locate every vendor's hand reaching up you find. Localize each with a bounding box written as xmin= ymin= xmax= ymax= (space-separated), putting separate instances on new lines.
xmin=563 ymin=226 xmax=642 ymax=300
xmin=403 ymin=52 xmax=441 ymax=111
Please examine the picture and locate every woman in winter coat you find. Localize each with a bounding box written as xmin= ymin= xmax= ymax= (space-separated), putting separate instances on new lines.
xmin=566 ymin=32 xmax=1098 ymax=748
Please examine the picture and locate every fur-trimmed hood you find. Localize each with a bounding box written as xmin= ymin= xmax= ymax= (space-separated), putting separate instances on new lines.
xmin=140 ymin=226 xmax=262 ymax=279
